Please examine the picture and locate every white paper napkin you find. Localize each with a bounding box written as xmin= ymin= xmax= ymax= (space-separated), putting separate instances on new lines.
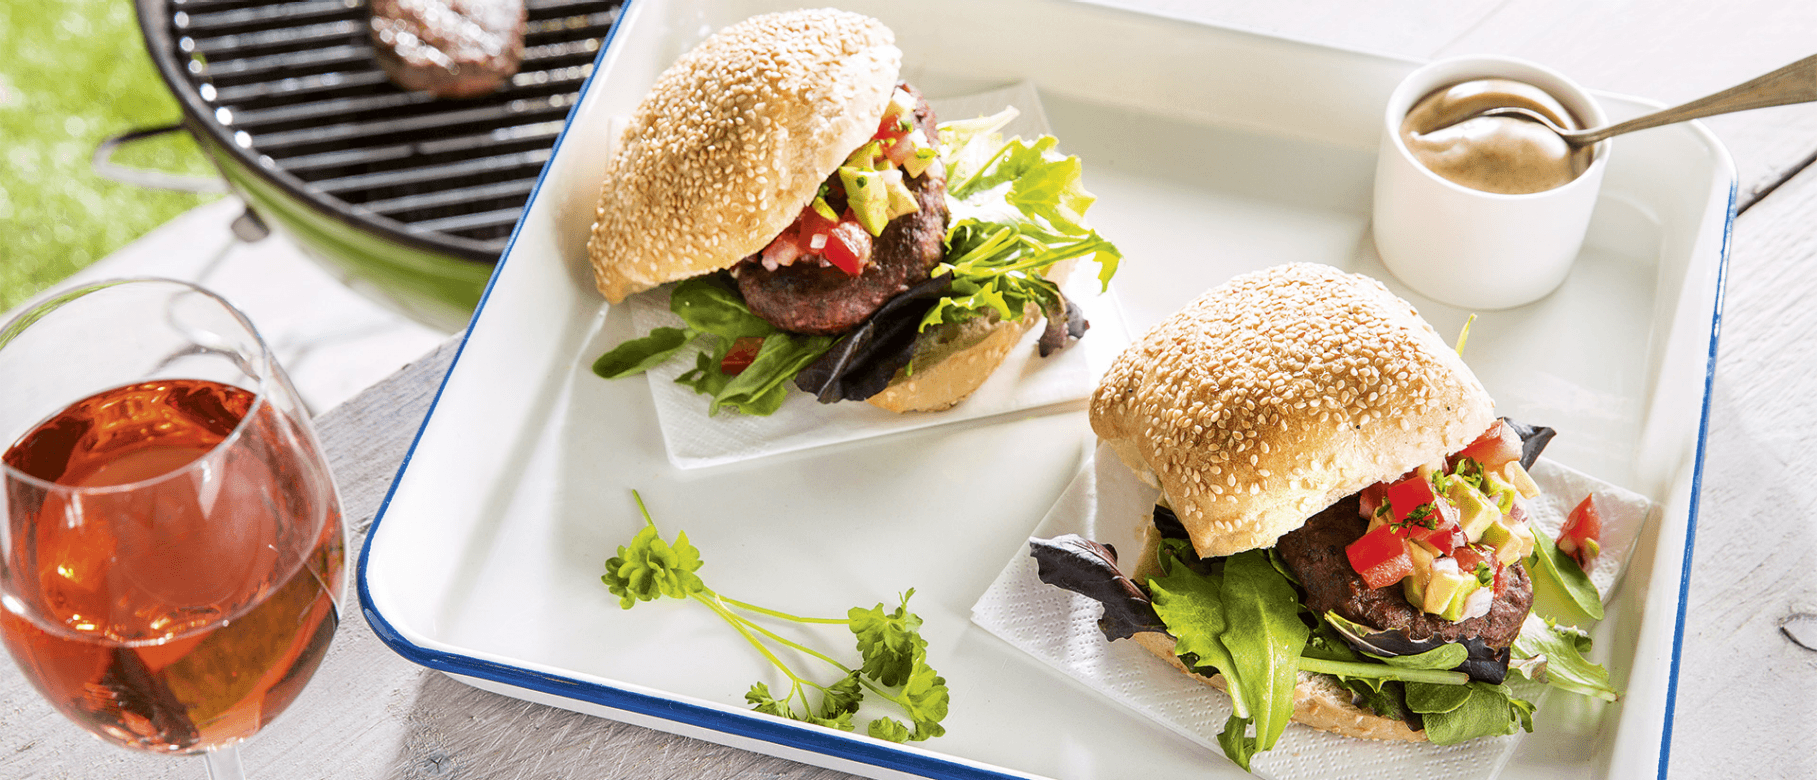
xmin=626 ymin=83 xmax=1132 ymax=469
xmin=971 ymin=441 xmax=1655 ymax=780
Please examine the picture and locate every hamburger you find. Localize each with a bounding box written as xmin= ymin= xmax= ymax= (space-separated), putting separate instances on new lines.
xmin=1032 ymin=263 xmax=1614 ymax=769
xmin=588 ymin=9 xmax=1118 ymax=415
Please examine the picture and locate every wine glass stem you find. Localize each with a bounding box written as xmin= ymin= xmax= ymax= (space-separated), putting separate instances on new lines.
xmin=203 ymin=745 xmax=246 ymax=780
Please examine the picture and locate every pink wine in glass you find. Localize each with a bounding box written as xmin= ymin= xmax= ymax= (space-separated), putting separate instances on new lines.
xmin=0 ymin=379 xmax=344 ymax=754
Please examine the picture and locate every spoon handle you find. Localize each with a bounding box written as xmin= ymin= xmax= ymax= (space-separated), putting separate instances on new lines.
xmin=1578 ymin=53 xmax=1817 ymax=144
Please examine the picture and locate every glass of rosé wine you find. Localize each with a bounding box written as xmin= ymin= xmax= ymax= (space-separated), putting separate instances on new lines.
xmin=0 ymin=279 xmax=344 ymax=780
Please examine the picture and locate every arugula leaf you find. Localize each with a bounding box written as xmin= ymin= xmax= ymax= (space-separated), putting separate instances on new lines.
xmin=1145 ymin=543 xmax=1309 ymax=766
xmin=1146 ymin=543 xmax=1249 ymax=717
xmin=603 ymin=492 xmax=948 ymax=741
xmin=1510 ymin=614 xmax=1619 ymax=701
xmin=592 ymin=326 xmax=700 ymax=379
xmin=1366 ymin=643 xmax=1469 ymax=671
xmin=923 ymin=118 xmax=1121 ymax=334
xmin=670 ymin=276 xmax=774 ymax=338
xmin=1404 ymin=681 xmax=1535 ymax=745
xmin=1403 ymin=679 xmax=1473 ymax=714
xmin=1217 ymin=550 xmax=1309 ymax=754
xmin=707 ymin=332 xmax=837 ymax=416
xmin=1216 ymin=714 xmax=1260 ymax=772
xmin=1527 ymin=526 xmax=1605 ymax=620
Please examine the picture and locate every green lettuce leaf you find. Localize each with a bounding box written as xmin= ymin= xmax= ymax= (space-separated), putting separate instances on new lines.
xmin=592 ymin=326 xmax=700 ymax=379
xmin=1527 ymin=526 xmax=1604 ymax=620
xmin=1144 ymin=542 xmax=1309 ymax=768
xmin=1510 ymin=614 xmax=1619 ymax=701
xmin=1217 ymin=550 xmax=1309 ymax=754
xmin=1404 ymin=681 xmax=1536 ymax=745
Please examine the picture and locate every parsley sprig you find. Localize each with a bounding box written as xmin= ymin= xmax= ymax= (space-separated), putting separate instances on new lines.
xmin=601 ymin=492 xmax=950 ymax=742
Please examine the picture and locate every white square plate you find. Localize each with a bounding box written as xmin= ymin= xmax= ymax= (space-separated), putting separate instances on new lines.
xmin=357 ymin=1 xmax=1731 ymax=778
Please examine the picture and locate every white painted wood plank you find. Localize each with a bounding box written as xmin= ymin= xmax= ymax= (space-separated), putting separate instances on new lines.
xmin=1665 ymin=157 xmax=1817 ymax=780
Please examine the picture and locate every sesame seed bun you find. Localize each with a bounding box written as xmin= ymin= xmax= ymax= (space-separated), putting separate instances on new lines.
xmin=587 ymin=9 xmax=902 ymax=303
xmin=1090 ymin=263 xmax=1493 ymax=558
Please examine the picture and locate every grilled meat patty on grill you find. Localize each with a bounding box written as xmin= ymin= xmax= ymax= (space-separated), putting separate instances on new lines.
xmin=733 ymin=85 xmax=948 ymax=336
xmin=370 ymin=0 xmax=528 ymax=98
xmin=1275 ymin=495 xmax=1534 ymax=649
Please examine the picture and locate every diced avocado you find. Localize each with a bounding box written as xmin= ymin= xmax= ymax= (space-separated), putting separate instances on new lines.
xmin=879 ymin=169 xmax=918 ymax=219
xmin=843 ymin=140 xmax=885 ymax=170
xmin=1479 ymin=519 xmax=1513 ymax=548
xmin=901 ymin=130 xmax=936 ymax=178
xmin=1502 ymin=461 xmax=1541 ymax=499
xmin=1403 ymin=542 xmax=1435 ymax=605
xmin=1422 ymin=565 xmax=1474 ymax=616
xmin=1448 ymin=481 xmax=1500 ymax=543
xmin=839 ymin=167 xmax=891 ymax=236
xmin=1485 ymin=520 xmax=1535 ymax=566
xmin=1439 ymin=575 xmax=1484 ymax=621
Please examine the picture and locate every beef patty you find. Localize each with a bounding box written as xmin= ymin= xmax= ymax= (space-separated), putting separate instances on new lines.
xmin=370 ymin=0 xmax=528 ymax=98
xmin=1275 ymin=495 xmax=1533 ymax=649
xmin=735 ymin=84 xmax=949 ymax=336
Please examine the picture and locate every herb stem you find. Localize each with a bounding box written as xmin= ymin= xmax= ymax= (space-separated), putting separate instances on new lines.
xmin=718 ymin=597 xmax=849 ymax=625
xmin=692 ymin=593 xmax=810 ymax=685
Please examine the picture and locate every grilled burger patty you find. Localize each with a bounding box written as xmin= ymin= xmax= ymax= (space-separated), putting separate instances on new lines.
xmin=370 ymin=0 xmax=528 ymax=98
xmin=735 ymin=84 xmax=949 ymax=336
xmin=1276 ymin=495 xmax=1534 ymax=649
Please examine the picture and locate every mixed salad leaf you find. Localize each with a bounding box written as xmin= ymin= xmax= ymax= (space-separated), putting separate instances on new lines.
xmin=602 ymin=492 xmax=949 ymax=741
xmin=591 ymin=106 xmax=1121 ymax=415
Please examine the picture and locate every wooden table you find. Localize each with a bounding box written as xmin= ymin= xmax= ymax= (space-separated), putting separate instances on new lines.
xmin=7 ymin=1 xmax=1817 ymax=777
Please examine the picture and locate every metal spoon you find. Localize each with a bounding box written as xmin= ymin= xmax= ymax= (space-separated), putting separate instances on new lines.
xmin=1435 ymin=52 xmax=1817 ymax=146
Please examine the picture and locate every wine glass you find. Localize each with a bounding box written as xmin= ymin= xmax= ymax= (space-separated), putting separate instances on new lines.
xmin=0 ymin=279 xmax=345 ymax=779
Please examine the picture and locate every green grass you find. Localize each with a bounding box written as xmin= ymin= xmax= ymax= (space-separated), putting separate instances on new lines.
xmin=0 ymin=0 xmax=222 ymax=311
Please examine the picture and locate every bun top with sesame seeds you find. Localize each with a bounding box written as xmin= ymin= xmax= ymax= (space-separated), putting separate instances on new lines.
xmin=1089 ymin=263 xmax=1493 ymax=559
xmin=587 ymin=9 xmax=901 ymax=303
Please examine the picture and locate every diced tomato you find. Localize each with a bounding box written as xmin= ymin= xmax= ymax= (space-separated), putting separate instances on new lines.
xmin=874 ymin=113 xmax=910 ymax=141
xmin=822 ymin=219 xmax=871 ymax=276
xmin=1400 ymin=498 xmax=1467 ymax=555
xmin=1386 ymin=474 xmax=1438 ymax=523
xmin=719 ymin=337 xmax=765 ymax=376
xmin=1558 ymin=495 xmax=1604 ymax=569
xmin=882 ymin=135 xmax=915 ymax=166
xmin=1347 ymin=524 xmax=1413 ymax=590
xmin=1455 ymin=420 xmax=1523 ymax=470
xmin=1452 ymin=544 xmax=1501 ymax=590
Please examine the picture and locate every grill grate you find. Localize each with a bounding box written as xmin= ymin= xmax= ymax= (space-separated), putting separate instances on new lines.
xmin=161 ymin=0 xmax=621 ymax=256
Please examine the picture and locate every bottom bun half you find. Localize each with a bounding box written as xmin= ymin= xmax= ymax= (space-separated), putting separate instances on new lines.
xmin=867 ymin=259 xmax=1079 ymax=413
xmin=867 ymin=304 xmax=1038 ymax=413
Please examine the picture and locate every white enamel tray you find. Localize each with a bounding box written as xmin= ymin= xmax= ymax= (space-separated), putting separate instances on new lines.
xmin=357 ymin=1 xmax=1732 ymax=778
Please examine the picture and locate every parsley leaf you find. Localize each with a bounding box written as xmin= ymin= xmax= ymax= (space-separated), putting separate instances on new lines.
xmin=602 ymin=492 xmax=949 ymax=742
xmin=851 ymin=591 xmax=926 ymax=687
xmin=601 ymin=521 xmax=705 ymax=609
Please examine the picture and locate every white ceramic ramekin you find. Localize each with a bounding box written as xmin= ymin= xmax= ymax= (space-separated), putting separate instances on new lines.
xmin=1372 ymin=56 xmax=1610 ymax=310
